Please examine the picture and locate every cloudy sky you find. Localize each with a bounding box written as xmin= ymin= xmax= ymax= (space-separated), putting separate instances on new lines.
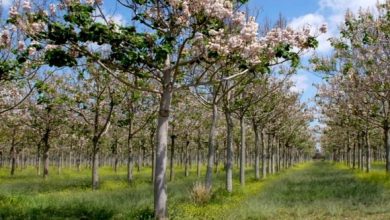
xmin=248 ymin=0 xmax=383 ymax=104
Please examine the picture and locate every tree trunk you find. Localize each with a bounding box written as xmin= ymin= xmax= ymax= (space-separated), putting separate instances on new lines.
xmin=150 ymin=129 xmax=156 ymax=184
xmin=114 ymin=153 xmax=118 ymax=173
xmin=10 ymin=129 xmax=16 ymax=176
xmin=225 ymin=110 xmax=234 ymax=192
xmin=358 ymin=133 xmax=363 ymax=170
xmin=42 ymin=127 xmax=51 ymax=179
xmin=384 ymin=122 xmax=390 ymax=172
xmin=92 ymin=139 xmax=99 ymax=190
xmin=36 ymin=145 xmax=41 ymax=176
xmin=137 ymin=146 xmax=142 ymax=172
xmin=169 ymin=135 xmax=176 ymax=181
xmin=154 ymin=65 xmax=172 ymax=220
xmin=127 ymin=106 xmax=134 ymax=182
xmin=253 ymin=121 xmax=261 ymax=180
xmin=365 ymin=130 xmax=371 ymax=173
xmin=352 ymin=141 xmax=356 ymax=169
xmin=276 ymin=139 xmax=280 ymax=172
xmin=185 ymin=139 xmax=190 ymax=177
xmin=197 ymin=134 xmax=201 ymax=178
xmin=239 ymin=117 xmax=246 ymax=186
xmin=77 ymin=153 xmax=81 ymax=172
xmin=262 ymin=131 xmax=267 ymax=178
xmin=43 ymin=149 xmax=49 ymax=179
xmin=205 ymin=102 xmax=217 ymax=189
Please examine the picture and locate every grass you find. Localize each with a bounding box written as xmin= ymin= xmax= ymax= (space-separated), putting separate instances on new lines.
xmin=2 ymin=162 xmax=390 ymax=219
xmin=0 ymin=164 xmax=271 ymax=219
xmin=223 ymin=161 xmax=390 ymax=220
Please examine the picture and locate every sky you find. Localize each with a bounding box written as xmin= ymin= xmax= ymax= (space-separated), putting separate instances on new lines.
xmin=247 ymin=0 xmax=384 ymax=148
xmin=247 ymin=0 xmax=383 ymax=104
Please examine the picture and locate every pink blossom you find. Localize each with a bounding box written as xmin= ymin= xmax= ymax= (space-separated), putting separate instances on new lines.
xmin=18 ymin=41 xmax=25 ymax=51
xmin=49 ymin=4 xmax=56 ymax=15
xmin=30 ymin=22 xmax=45 ymax=34
xmin=22 ymin=0 xmax=32 ymax=11
xmin=9 ymin=6 xmax=19 ymax=18
xmin=232 ymin=12 xmax=246 ymax=25
xmin=45 ymin=44 xmax=59 ymax=51
xmin=0 ymin=30 xmax=11 ymax=47
xmin=193 ymin=32 xmax=204 ymax=41
xmin=28 ymin=47 xmax=36 ymax=56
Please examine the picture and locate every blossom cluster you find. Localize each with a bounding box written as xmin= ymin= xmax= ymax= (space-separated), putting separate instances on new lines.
xmin=165 ymin=0 xmax=234 ymax=26
xmin=201 ymin=20 xmax=314 ymax=64
xmin=0 ymin=30 xmax=11 ymax=48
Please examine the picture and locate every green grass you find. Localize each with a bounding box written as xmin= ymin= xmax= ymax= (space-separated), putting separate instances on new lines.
xmin=224 ymin=161 xmax=390 ymax=220
xmin=0 ymin=164 xmax=270 ymax=219
xmin=2 ymin=162 xmax=390 ymax=219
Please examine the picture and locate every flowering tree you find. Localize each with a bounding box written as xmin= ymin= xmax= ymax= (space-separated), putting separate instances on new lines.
xmin=5 ymin=0 xmax=324 ymax=218
xmin=313 ymin=1 xmax=389 ymax=172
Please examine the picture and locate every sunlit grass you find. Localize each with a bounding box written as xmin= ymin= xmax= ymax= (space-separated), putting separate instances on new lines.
xmin=223 ymin=161 xmax=390 ymax=220
xmin=4 ymin=162 xmax=388 ymax=219
xmin=0 ymin=164 xmax=271 ymax=219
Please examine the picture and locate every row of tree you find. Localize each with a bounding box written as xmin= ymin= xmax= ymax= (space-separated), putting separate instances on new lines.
xmin=315 ymin=1 xmax=389 ymax=172
xmin=0 ymin=0 xmax=324 ymax=218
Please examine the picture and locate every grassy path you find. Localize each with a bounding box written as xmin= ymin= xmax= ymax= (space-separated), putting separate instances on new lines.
xmin=225 ymin=161 xmax=390 ymax=220
xmin=2 ymin=162 xmax=390 ymax=219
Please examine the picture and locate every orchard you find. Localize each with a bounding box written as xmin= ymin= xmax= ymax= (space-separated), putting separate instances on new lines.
xmin=0 ymin=0 xmax=389 ymax=219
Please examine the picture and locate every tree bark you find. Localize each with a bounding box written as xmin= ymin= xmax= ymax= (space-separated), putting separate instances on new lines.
xmin=126 ymin=100 xmax=135 ymax=182
xmin=358 ymin=132 xmax=363 ymax=170
xmin=154 ymin=64 xmax=172 ymax=219
xmin=150 ymin=128 xmax=156 ymax=184
xmin=169 ymin=135 xmax=176 ymax=181
xmin=225 ymin=110 xmax=234 ymax=192
xmin=384 ymin=121 xmax=390 ymax=172
xmin=239 ymin=117 xmax=246 ymax=186
xmin=197 ymin=133 xmax=201 ymax=178
xmin=365 ymin=130 xmax=371 ymax=173
xmin=205 ymin=102 xmax=217 ymax=189
xmin=91 ymin=136 xmax=100 ymax=190
xmin=253 ymin=121 xmax=261 ymax=180
xmin=262 ymin=131 xmax=267 ymax=178
xmin=42 ymin=127 xmax=50 ymax=179
xmin=352 ymin=141 xmax=356 ymax=169
xmin=184 ymin=139 xmax=190 ymax=177
xmin=10 ymin=128 xmax=16 ymax=176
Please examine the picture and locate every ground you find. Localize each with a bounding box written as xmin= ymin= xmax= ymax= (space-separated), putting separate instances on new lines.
xmin=1 ymin=162 xmax=390 ymax=219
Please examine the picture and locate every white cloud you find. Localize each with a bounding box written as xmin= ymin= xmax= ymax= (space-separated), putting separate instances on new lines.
xmin=289 ymin=13 xmax=333 ymax=54
xmin=290 ymin=74 xmax=310 ymax=93
xmin=288 ymin=0 xmax=386 ymax=55
xmin=109 ymin=14 xmax=125 ymax=25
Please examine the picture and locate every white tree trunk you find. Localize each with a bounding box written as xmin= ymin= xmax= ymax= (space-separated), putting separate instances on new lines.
xmin=154 ymin=62 xmax=173 ymax=219
xmin=205 ymin=102 xmax=217 ymax=189
xmin=225 ymin=110 xmax=234 ymax=192
xmin=239 ymin=117 xmax=246 ymax=186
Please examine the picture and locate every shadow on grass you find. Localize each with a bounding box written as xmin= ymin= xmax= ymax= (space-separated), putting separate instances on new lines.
xmin=271 ymin=162 xmax=383 ymax=205
xmin=0 ymin=202 xmax=115 ymax=220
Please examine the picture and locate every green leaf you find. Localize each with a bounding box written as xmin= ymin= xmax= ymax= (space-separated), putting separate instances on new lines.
xmin=44 ymin=48 xmax=77 ymax=67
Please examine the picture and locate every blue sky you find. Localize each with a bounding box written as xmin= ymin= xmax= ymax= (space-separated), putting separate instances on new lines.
xmin=247 ymin=0 xmax=383 ymax=147
xmin=246 ymin=0 xmax=383 ymax=105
